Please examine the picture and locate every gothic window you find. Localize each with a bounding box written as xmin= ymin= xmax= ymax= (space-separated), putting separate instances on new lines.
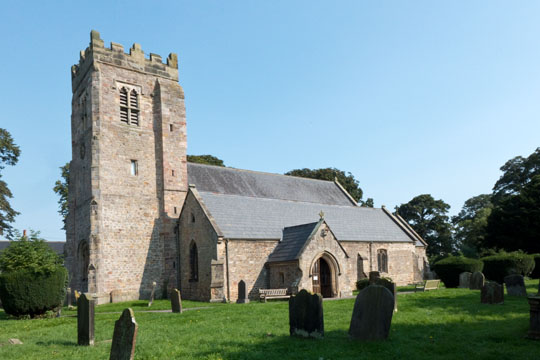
xmin=189 ymin=241 xmax=198 ymax=282
xmin=120 ymin=87 xmax=140 ymax=125
xmin=377 ymin=249 xmax=388 ymax=273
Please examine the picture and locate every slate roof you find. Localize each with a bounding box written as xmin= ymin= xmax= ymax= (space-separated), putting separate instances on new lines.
xmin=196 ymin=191 xmax=416 ymax=243
xmin=187 ymin=163 xmax=356 ymax=206
xmin=0 ymin=241 xmax=65 ymax=255
xmin=266 ymin=221 xmax=320 ymax=263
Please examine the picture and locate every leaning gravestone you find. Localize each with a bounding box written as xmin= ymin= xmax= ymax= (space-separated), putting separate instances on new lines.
xmin=481 ymin=281 xmax=504 ymax=304
xmin=110 ymin=308 xmax=138 ymax=360
xmin=171 ymin=288 xmax=183 ymax=313
xmin=148 ymin=281 xmax=157 ymax=307
xmin=504 ymin=274 xmax=527 ymax=297
xmin=470 ymin=271 xmax=485 ymax=290
xmin=459 ymin=272 xmax=472 ymax=288
xmin=77 ymin=293 xmax=95 ymax=346
xmin=349 ymin=285 xmax=394 ymax=341
xmin=369 ymin=271 xmax=381 ymax=284
xmin=289 ymin=289 xmax=324 ymax=338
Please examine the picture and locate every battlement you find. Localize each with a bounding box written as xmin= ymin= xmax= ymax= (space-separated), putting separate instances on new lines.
xmin=71 ymin=30 xmax=179 ymax=91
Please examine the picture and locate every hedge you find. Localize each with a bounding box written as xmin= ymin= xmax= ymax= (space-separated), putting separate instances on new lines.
xmin=431 ymin=256 xmax=484 ymax=288
xmin=0 ymin=266 xmax=67 ymax=317
xmin=531 ymin=254 xmax=540 ymax=279
xmin=356 ymin=277 xmax=394 ymax=292
xmin=481 ymin=252 xmax=535 ymax=283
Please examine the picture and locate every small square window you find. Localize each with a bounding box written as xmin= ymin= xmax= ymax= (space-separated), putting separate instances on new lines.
xmin=130 ymin=160 xmax=138 ymax=176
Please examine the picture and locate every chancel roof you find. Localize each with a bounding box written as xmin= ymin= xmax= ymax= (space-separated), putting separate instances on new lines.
xmin=196 ymin=191 xmax=416 ymax=243
xmin=187 ymin=163 xmax=356 ymax=206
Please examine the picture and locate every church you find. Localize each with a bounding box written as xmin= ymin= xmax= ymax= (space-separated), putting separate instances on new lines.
xmin=65 ymin=31 xmax=427 ymax=304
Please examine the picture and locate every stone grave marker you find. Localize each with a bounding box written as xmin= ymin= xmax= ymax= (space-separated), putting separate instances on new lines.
xmin=349 ymin=285 xmax=394 ymax=341
xmin=148 ymin=282 xmax=157 ymax=307
xmin=236 ymin=280 xmax=249 ymax=303
xmin=527 ymin=296 xmax=540 ymax=340
xmin=110 ymin=308 xmax=138 ymax=360
xmin=469 ymin=271 xmax=485 ymax=290
xmin=504 ymin=274 xmax=527 ymax=297
xmin=368 ymin=271 xmax=381 ymax=284
xmin=289 ymin=289 xmax=324 ymax=338
xmin=171 ymin=288 xmax=183 ymax=313
xmin=65 ymin=287 xmax=72 ymax=306
xmin=374 ymin=277 xmax=397 ymax=312
xmin=459 ymin=272 xmax=472 ymax=288
xmin=481 ymin=281 xmax=504 ymax=304
xmin=77 ymin=293 xmax=95 ymax=346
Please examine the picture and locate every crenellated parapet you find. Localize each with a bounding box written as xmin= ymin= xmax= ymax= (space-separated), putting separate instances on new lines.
xmin=71 ymin=30 xmax=179 ymax=92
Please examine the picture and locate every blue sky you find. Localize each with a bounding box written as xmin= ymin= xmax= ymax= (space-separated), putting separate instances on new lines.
xmin=1 ymin=1 xmax=539 ymax=241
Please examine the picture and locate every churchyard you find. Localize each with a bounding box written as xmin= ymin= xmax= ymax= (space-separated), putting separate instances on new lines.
xmin=0 ymin=280 xmax=539 ymax=359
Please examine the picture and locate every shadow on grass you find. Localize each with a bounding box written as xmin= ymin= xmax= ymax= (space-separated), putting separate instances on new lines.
xmin=35 ymin=340 xmax=78 ymax=347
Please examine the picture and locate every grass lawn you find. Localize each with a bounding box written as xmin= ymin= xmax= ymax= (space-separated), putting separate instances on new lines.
xmin=0 ymin=280 xmax=539 ymax=360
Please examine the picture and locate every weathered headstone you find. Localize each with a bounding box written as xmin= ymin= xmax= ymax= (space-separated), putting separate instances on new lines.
xmin=110 ymin=308 xmax=138 ymax=360
xmin=481 ymin=281 xmax=504 ymax=304
xmin=289 ymin=289 xmax=324 ymax=338
xmin=171 ymin=288 xmax=183 ymax=313
xmin=236 ymin=280 xmax=249 ymax=304
xmin=374 ymin=278 xmax=397 ymax=312
xmin=527 ymin=296 xmax=540 ymax=340
xmin=349 ymin=285 xmax=394 ymax=341
xmin=77 ymin=293 xmax=95 ymax=346
xmin=368 ymin=271 xmax=381 ymax=284
xmin=459 ymin=272 xmax=472 ymax=288
xmin=148 ymin=281 xmax=157 ymax=307
xmin=469 ymin=271 xmax=485 ymax=290
xmin=504 ymin=274 xmax=527 ymax=297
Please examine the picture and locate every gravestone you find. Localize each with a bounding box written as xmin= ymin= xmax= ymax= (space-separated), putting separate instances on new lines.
xmin=289 ymin=289 xmax=324 ymax=338
xmin=374 ymin=278 xmax=397 ymax=312
xmin=527 ymin=296 xmax=540 ymax=340
xmin=237 ymin=280 xmax=249 ymax=304
xmin=459 ymin=272 xmax=472 ymax=288
xmin=368 ymin=271 xmax=381 ymax=284
xmin=171 ymin=288 xmax=182 ymax=313
xmin=349 ymin=285 xmax=394 ymax=341
xmin=481 ymin=281 xmax=504 ymax=304
xmin=77 ymin=293 xmax=95 ymax=346
xmin=65 ymin=287 xmax=72 ymax=306
xmin=469 ymin=271 xmax=485 ymax=290
xmin=110 ymin=308 xmax=138 ymax=360
xmin=148 ymin=282 xmax=157 ymax=307
xmin=504 ymin=274 xmax=527 ymax=297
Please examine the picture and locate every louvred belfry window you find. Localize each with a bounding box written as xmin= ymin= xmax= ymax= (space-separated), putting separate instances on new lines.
xmin=119 ymin=87 xmax=140 ymax=125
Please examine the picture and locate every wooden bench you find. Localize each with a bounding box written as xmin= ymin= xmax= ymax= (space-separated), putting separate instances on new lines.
xmin=414 ymin=279 xmax=440 ymax=292
xmin=259 ymin=288 xmax=290 ymax=302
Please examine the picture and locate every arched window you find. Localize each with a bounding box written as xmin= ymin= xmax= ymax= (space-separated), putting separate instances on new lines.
xmin=377 ymin=249 xmax=388 ymax=273
xmin=189 ymin=241 xmax=198 ymax=281
xmin=119 ymin=87 xmax=140 ymax=125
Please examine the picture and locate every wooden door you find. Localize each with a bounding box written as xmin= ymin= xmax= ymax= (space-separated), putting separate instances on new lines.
xmin=312 ymin=260 xmax=321 ymax=294
xmin=320 ymin=258 xmax=332 ymax=298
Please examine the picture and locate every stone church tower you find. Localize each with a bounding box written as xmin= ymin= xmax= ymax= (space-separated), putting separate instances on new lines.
xmin=64 ymin=31 xmax=187 ymax=303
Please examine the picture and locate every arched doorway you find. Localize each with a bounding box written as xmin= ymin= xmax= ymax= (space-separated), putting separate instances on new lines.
xmin=312 ymin=257 xmax=333 ymax=298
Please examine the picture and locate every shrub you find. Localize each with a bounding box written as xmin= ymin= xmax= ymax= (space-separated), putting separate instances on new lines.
xmin=481 ymin=252 xmax=535 ymax=283
xmin=531 ymin=254 xmax=540 ymax=279
xmin=431 ymin=256 xmax=484 ymax=288
xmin=0 ymin=267 xmax=67 ymax=317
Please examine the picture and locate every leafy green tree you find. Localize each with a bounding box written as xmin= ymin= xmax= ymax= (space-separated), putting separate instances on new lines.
xmin=0 ymin=230 xmax=62 ymax=274
xmin=452 ymin=194 xmax=493 ymax=257
xmin=484 ymin=174 xmax=540 ymax=253
xmin=187 ymin=155 xmax=225 ymax=167
xmin=285 ymin=167 xmax=372 ymax=205
xmin=0 ymin=128 xmax=21 ymax=239
xmin=53 ymin=162 xmax=69 ymax=229
xmin=492 ymin=147 xmax=540 ymax=204
xmin=395 ymin=194 xmax=454 ymax=257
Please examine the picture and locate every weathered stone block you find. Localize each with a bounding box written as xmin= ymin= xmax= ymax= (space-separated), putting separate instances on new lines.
xmin=289 ymin=289 xmax=324 ymax=338
xmin=77 ymin=293 xmax=95 ymax=346
xmin=349 ymin=285 xmax=394 ymax=341
xmin=459 ymin=272 xmax=472 ymax=288
xmin=470 ymin=271 xmax=485 ymax=290
xmin=504 ymin=274 xmax=527 ymax=297
xmin=110 ymin=308 xmax=138 ymax=360
xmin=481 ymin=281 xmax=504 ymax=304
xmin=171 ymin=289 xmax=182 ymax=313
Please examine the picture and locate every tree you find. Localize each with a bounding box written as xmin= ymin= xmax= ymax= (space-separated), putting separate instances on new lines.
xmin=187 ymin=155 xmax=225 ymax=167
xmin=0 ymin=128 xmax=21 ymax=239
xmin=484 ymin=175 xmax=540 ymax=253
xmin=452 ymin=194 xmax=493 ymax=257
xmin=53 ymin=162 xmax=69 ymax=229
xmin=285 ymin=167 xmax=373 ymax=205
xmin=395 ymin=194 xmax=454 ymax=257
xmin=492 ymin=147 xmax=540 ymax=204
